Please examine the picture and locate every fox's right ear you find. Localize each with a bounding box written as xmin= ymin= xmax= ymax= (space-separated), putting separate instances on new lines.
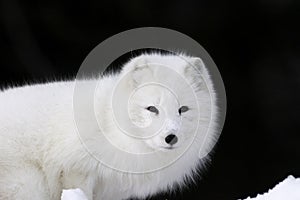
xmin=121 ymin=55 xmax=154 ymax=88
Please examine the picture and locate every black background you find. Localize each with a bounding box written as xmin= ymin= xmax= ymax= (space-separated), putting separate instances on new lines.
xmin=1 ymin=0 xmax=300 ymax=199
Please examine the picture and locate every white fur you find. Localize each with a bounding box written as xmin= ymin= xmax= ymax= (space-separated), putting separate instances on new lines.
xmin=0 ymin=53 xmax=219 ymax=200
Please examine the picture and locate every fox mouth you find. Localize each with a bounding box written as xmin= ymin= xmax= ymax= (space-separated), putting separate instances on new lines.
xmin=160 ymin=146 xmax=178 ymax=150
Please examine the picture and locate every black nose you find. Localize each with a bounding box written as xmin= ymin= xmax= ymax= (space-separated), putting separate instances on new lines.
xmin=165 ymin=134 xmax=178 ymax=145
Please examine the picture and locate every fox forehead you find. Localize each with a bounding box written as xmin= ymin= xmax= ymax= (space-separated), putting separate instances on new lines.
xmin=136 ymin=86 xmax=179 ymax=107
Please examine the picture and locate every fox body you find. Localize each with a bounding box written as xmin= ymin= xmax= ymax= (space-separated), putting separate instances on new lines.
xmin=0 ymin=53 xmax=218 ymax=200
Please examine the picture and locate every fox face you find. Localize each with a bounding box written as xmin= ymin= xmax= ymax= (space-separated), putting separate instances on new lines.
xmin=112 ymin=54 xmax=212 ymax=152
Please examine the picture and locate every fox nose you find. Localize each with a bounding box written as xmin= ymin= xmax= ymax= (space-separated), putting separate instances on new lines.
xmin=165 ymin=134 xmax=178 ymax=145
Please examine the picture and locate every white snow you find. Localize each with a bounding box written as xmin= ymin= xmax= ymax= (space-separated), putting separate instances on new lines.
xmin=60 ymin=176 xmax=300 ymax=200
xmin=61 ymin=188 xmax=88 ymax=200
xmin=242 ymin=175 xmax=300 ymax=200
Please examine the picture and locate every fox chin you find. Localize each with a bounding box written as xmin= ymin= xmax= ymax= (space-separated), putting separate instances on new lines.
xmin=0 ymin=53 xmax=219 ymax=200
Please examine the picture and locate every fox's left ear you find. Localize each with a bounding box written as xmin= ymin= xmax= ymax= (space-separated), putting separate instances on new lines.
xmin=184 ymin=57 xmax=211 ymax=91
xmin=192 ymin=57 xmax=205 ymax=66
xmin=184 ymin=57 xmax=205 ymax=79
xmin=121 ymin=55 xmax=154 ymax=88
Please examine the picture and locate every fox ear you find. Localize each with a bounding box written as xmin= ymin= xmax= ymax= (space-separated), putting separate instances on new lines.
xmin=185 ymin=57 xmax=205 ymax=75
xmin=184 ymin=57 xmax=206 ymax=89
xmin=184 ymin=57 xmax=205 ymax=79
xmin=122 ymin=55 xmax=153 ymax=87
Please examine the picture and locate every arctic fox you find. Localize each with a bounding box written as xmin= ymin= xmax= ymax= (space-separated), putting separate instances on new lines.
xmin=0 ymin=53 xmax=218 ymax=200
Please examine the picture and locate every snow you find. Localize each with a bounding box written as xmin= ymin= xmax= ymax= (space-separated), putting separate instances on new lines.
xmin=242 ymin=175 xmax=300 ymax=200
xmin=60 ymin=176 xmax=300 ymax=200
xmin=61 ymin=188 xmax=88 ymax=200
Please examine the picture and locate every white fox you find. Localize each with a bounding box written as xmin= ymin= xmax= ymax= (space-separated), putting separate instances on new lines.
xmin=0 ymin=53 xmax=218 ymax=200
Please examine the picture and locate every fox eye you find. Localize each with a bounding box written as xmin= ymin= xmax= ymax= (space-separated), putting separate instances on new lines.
xmin=179 ymin=106 xmax=189 ymax=115
xmin=146 ymin=106 xmax=159 ymax=114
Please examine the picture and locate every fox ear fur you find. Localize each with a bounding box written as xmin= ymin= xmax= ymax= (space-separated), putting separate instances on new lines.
xmin=122 ymin=55 xmax=154 ymax=87
xmin=184 ymin=57 xmax=205 ymax=76
xmin=184 ymin=57 xmax=207 ymax=90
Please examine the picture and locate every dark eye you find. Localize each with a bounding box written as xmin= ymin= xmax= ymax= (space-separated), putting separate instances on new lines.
xmin=179 ymin=106 xmax=189 ymax=115
xmin=146 ymin=106 xmax=159 ymax=114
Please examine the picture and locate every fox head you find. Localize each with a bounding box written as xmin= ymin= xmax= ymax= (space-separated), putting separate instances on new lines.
xmin=109 ymin=53 xmax=215 ymax=153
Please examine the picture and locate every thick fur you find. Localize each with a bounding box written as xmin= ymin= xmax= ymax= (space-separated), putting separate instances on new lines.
xmin=0 ymin=53 xmax=219 ymax=200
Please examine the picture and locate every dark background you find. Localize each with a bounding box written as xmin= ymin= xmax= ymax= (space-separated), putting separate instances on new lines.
xmin=1 ymin=0 xmax=300 ymax=199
